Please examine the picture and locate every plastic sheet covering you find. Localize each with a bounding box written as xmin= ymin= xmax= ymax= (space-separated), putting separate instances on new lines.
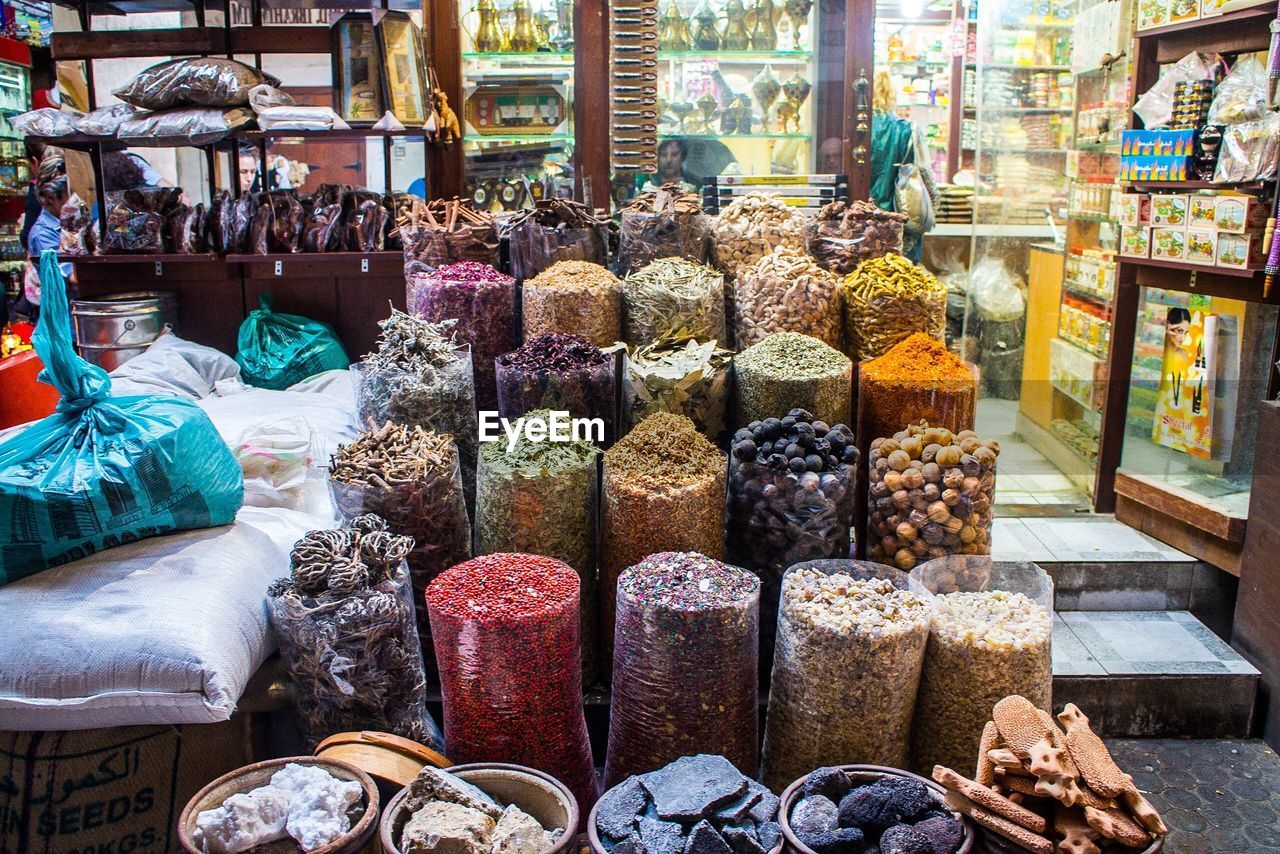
xmin=425 ymin=554 xmax=599 ymax=828
xmin=761 ymin=560 xmax=931 ymax=791
xmin=12 ymin=107 xmax=81 ymax=137
xmin=117 ymin=107 xmax=254 ymax=147
xmin=1214 ymin=111 xmax=1280 ymax=183
xmin=268 ymin=518 xmax=443 ymax=750
xmin=1207 ymin=56 xmax=1268 ymax=126
xmin=0 ymin=252 xmax=244 ymax=585
xmin=247 ymin=83 xmax=296 ymax=113
xmin=235 ymin=294 xmax=349 ymax=390
xmin=74 ymin=103 xmax=140 ymax=137
xmin=1132 ymin=51 xmax=1216 ymax=129
xmin=114 ymin=57 xmax=279 ymax=110
xmin=908 ymin=557 xmax=1053 ymax=777
xmin=233 ymin=416 xmax=317 ymax=509
xmin=603 ymin=552 xmax=759 ymax=787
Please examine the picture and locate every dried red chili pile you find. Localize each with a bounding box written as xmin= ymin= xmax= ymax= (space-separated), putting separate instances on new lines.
xmin=495 ymin=333 xmax=616 ymax=443
xmin=424 ymin=553 xmax=599 ymax=828
xmin=604 ymin=551 xmax=760 ymax=788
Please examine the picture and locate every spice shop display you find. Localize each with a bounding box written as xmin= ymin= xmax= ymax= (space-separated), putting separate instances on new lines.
xmin=352 ymin=311 xmax=478 ymax=502
xmin=909 ymin=558 xmax=1054 ymax=779
xmin=931 ymin=696 xmax=1167 ymax=853
xmin=600 ymin=413 xmax=727 ymax=674
xmin=621 ymin=257 xmax=727 ymax=348
xmin=593 ymin=755 xmax=782 ymax=854
xmin=504 ymin=200 xmax=617 ymax=284
xmin=733 ymin=333 xmax=852 ymax=429
xmin=623 ymin=338 xmax=733 ymax=443
xmin=805 ymin=200 xmax=908 ymax=275
xmin=267 ymin=516 xmax=443 ymax=749
xmin=604 ymin=552 xmax=760 ymax=787
xmin=725 ymin=410 xmax=858 ymax=662
xmin=192 ymin=761 xmax=368 ymax=853
xmin=392 ymin=765 xmax=566 ymax=854
xmin=329 ymin=424 xmax=472 ymax=664
xmin=251 ymin=190 xmax=305 ymax=254
xmin=402 ymin=199 xmax=501 ymax=277
xmin=476 ymin=410 xmax=599 ymax=680
xmin=841 ymin=254 xmax=947 ymax=362
xmin=866 ymin=422 xmax=999 ymax=571
xmin=857 ymin=334 xmax=977 ymax=460
xmin=712 ymin=193 xmax=808 ymax=281
xmin=341 ymin=189 xmax=389 ymax=253
xmin=425 ymin=554 xmax=598 ymax=827
xmin=521 ymin=261 xmax=623 ymax=348
xmin=409 ymin=261 xmax=516 ymax=410
xmin=618 ymin=185 xmax=712 ymax=276
xmin=734 ymin=247 xmax=841 ymax=351
xmin=496 ymin=334 xmax=617 ymax=445
xmin=761 ymin=562 xmax=932 ymax=791
xmin=783 ymin=767 xmax=966 ymax=854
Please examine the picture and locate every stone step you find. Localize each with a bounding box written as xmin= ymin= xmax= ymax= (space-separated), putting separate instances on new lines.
xmin=1053 ymin=611 xmax=1258 ymax=739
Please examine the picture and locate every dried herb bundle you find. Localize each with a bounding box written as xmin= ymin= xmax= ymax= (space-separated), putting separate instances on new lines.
xmin=268 ymin=514 xmax=443 ymax=749
xmin=329 ymin=424 xmax=472 ymax=669
xmin=623 ymin=338 xmax=732 ymax=443
xmin=621 ymin=256 xmax=726 ymax=347
xmin=618 ymin=184 xmax=711 ymax=275
xmin=502 ymin=199 xmax=618 ymax=282
xmin=401 ymin=198 xmax=499 ymax=277
xmin=475 ymin=409 xmax=600 ymax=681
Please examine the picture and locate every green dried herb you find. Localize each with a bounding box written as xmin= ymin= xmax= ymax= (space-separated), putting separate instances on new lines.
xmin=623 ymin=338 xmax=733 ymax=443
xmin=733 ymin=331 xmax=852 ymax=428
xmin=622 ymin=256 xmax=726 ymax=347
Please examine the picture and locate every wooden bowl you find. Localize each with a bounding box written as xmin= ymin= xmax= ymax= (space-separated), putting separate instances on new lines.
xmin=778 ymin=765 xmax=974 ymax=854
xmin=586 ymin=780 xmax=783 ymax=854
xmin=315 ymin=731 xmax=451 ymax=802
xmin=178 ymin=756 xmax=379 ymax=854
xmin=379 ymin=763 xmax=579 ymax=854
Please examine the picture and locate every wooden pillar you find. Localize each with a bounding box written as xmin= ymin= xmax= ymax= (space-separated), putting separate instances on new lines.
xmin=427 ymin=0 xmax=464 ymax=200
xmin=574 ymin=0 xmax=610 ymax=208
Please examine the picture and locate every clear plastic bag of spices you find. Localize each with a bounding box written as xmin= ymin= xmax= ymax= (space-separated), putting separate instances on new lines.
xmin=908 ymin=557 xmax=1053 ymax=778
xmin=762 ymin=559 xmax=932 ymax=791
xmin=506 ymin=221 xmax=613 ymax=284
xmin=495 ymin=355 xmax=618 ymax=446
xmin=804 ymin=200 xmax=908 ymax=275
xmin=621 ymin=257 xmax=726 ymax=348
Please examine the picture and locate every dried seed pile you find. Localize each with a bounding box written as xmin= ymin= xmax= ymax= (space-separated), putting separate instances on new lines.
xmin=733 ymin=332 xmax=853 ymax=429
xmin=502 ymin=198 xmax=616 ymax=282
xmin=726 ymin=409 xmax=858 ymax=666
xmin=712 ymin=192 xmax=808 ymax=280
xmin=618 ymin=184 xmax=711 ymax=275
xmin=857 ymin=334 xmax=977 ymax=458
xmin=600 ymin=413 xmax=727 ymax=676
xmin=805 ymin=199 xmax=908 ymax=274
xmin=623 ymin=338 xmax=733 ymax=443
xmin=475 ymin=410 xmax=600 ymax=681
xmin=841 ymin=253 xmax=947 ymax=362
xmin=268 ymin=514 xmax=443 ymax=749
xmin=761 ymin=562 xmax=931 ymax=790
xmin=604 ymin=552 xmax=760 ymax=787
xmin=409 ymin=261 xmax=516 ymax=410
xmin=495 ymin=333 xmax=616 ymax=445
xmin=329 ymin=424 xmax=472 ymax=666
xmin=867 ymin=422 xmax=998 ymax=570
xmin=734 ymin=247 xmax=842 ymax=350
xmin=911 ymin=576 xmax=1053 ymax=778
xmin=521 ymin=260 xmax=622 ymax=348
xmin=425 ymin=553 xmax=598 ymax=828
xmin=352 ymin=310 xmax=478 ymax=502
xmin=622 ymin=257 xmax=727 ymax=348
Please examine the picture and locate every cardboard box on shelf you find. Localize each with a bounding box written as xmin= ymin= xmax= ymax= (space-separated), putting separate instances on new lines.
xmin=1137 ymin=0 xmax=1170 ymax=29
xmin=1119 ymin=193 xmax=1151 ymax=226
xmin=1216 ymin=232 xmax=1266 ymax=269
xmin=1168 ymin=0 xmax=1199 ymax=24
xmin=1185 ymin=228 xmax=1217 ymax=265
xmin=1188 ymin=195 xmax=1218 ymax=229
xmin=1213 ymin=194 xmax=1268 ymax=233
xmin=1151 ymin=226 xmax=1188 ymax=260
xmin=1120 ymin=226 xmax=1152 ymax=258
xmin=1150 ymin=194 xmax=1189 ymax=226
xmin=1200 ymin=0 xmax=1229 ymax=16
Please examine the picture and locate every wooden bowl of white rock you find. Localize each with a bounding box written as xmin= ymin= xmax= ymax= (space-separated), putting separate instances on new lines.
xmin=179 ymin=756 xmax=379 ymax=854
xmin=379 ymin=763 xmax=578 ymax=854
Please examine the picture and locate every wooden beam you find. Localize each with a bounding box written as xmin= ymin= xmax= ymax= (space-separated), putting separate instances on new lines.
xmin=1115 ymin=494 xmax=1242 ymax=575
xmin=230 ymin=25 xmax=331 ymax=55
xmin=573 ymin=0 xmax=609 ymax=209
xmin=844 ymin=0 xmax=874 ymax=199
xmin=1114 ymin=470 xmax=1247 ymax=543
xmin=1093 ymin=267 xmax=1139 ymax=511
xmin=427 ymin=0 xmax=464 ymax=200
xmin=53 ymin=27 xmax=224 ymax=60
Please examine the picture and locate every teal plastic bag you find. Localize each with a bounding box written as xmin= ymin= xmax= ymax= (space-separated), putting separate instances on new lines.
xmin=235 ymin=294 xmax=349 ymax=390
xmin=0 ymin=250 xmax=244 ymax=585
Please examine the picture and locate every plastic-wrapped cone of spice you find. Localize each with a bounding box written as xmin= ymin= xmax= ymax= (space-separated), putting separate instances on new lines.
xmin=424 ymin=553 xmax=599 ymax=828
xmin=496 ymin=333 xmax=617 ymax=446
xmin=475 ymin=410 xmax=600 ymax=683
xmin=408 ymin=261 xmax=516 ymax=410
xmin=733 ymin=332 xmax=853 ymax=430
xmin=761 ymin=560 xmax=931 ymax=791
xmin=908 ymin=557 xmax=1053 ymax=778
xmin=521 ymin=260 xmax=622 ymax=347
xmin=604 ymin=551 xmax=760 ymax=788
xmin=600 ymin=412 xmax=727 ymax=678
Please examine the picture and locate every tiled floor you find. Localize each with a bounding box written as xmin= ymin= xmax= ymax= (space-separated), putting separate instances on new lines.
xmin=993 ymin=515 xmax=1193 ymax=564
xmin=1053 ymin=611 xmax=1258 ymax=678
xmin=980 ymin=398 xmax=1093 ymax=511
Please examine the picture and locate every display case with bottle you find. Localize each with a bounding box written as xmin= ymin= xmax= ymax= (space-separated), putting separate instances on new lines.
xmin=875 ymin=13 xmax=952 ymax=182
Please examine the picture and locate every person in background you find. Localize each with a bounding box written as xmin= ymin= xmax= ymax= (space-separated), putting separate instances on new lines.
xmin=870 ymin=71 xmax=937 ymax=262
xmin=657 ymin=138 xmax=697 ymax=187
xmin=102 ymin=152 xmax=148 ymax=192
xmin=121 ymin=150 xmax=171 ymax=188
xmin=19 ymin=141 xmax=46 ymax=254
xmin=22 ymin=153 xmax=75 ymax=321
xmin=238 ymin=145 xmax=293 ymax=194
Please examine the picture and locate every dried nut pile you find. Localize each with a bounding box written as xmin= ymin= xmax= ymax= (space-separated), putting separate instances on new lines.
xmin=712 ymin=192 xmax=808 ymax=280
xmin=521 ymin=260 xmax=622 ymax=348
xmin=841 ymin=253 xmax=947 ymax=361
xmin=734 ymin=332 xmax=853 ymax=429
xmin=911 ymin=591 xmax=1052 ymax=778
xmin=762 ymin=565 xmax=932 ymax=791
xmin=867 ymin=422 xmax=998 ymax=571
xmin=734 ymin=246 xmax=842 ymax=350
xmin=618 ymin=184 xmax=711 ymax=275
xmin=805 ymin=199 xmax=908 ymax=274
xmin=930 ymin=696 xmax=1167 ymax=854
xmin=622 ymin=256 xmax=727 ymax=347
xmin=623 ymin=338 xmax=733 ymax=442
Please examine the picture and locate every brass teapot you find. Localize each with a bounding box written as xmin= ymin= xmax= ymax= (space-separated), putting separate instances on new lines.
xmin=470 ymin=0 xmax=504 ymax=53
xmin=691 ymin=0 xmax=721 ymax=50
xmin=659 ymin=0 xmax=693 ymax=50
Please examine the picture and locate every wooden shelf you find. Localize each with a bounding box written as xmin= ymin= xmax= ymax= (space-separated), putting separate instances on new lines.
xmin=226 ymin=251 xmax=401 ymax=263
xmin=29 ymin=125 xmax=438 ymax=152
xmin=1123 ymin=256 xmax=1258 ymax=278
xmin=1134 ymin=2 xmax=1273 ymax=39
xmin=61 ymin=253 xmax=218 ymax=264
xmin=1128 ymin=180 xmax=1267 ymax=192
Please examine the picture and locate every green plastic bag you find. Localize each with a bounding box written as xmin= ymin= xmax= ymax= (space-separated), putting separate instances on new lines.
xmin=235 ymin=294 xmax=349 ymax=390
xmin=0 ymin=250 xmax=244 ymax=585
